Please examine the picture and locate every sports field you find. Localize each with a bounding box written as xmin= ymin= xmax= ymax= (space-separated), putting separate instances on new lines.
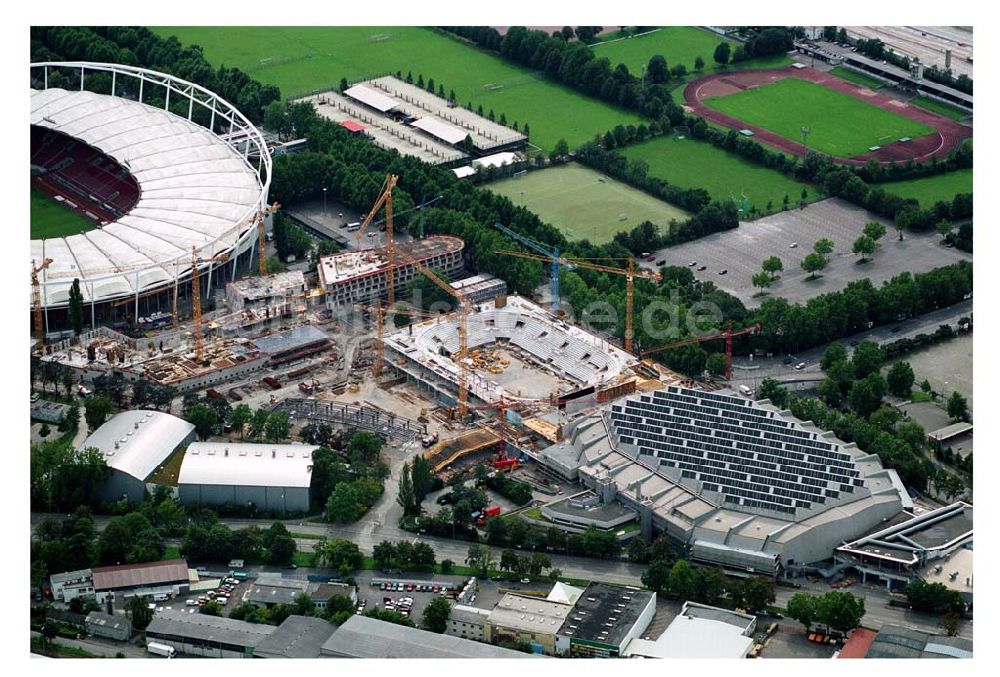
xmin=910 ymin=95 xmax=969 ymax=121
xmin=31 ymin=187 xmax=96 ymax=239
xmin=703 ymin=78 xmax=934 ymax=157
xmin=620 ymin=136 xmax=812 ymax=214
xmin=828 ymin=66 xmax=884 ymax=90
xmin=879 ymin=168 xmax=972 ymax=206
xmin=152 ymin=26 xmax=645 ymax=152
xmin=592 ymin=27 xmax=791 ymax=75
xmin=488 ymin=163 xmax=689 ymax=244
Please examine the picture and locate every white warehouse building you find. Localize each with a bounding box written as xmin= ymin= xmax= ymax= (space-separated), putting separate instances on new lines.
xmin=177 ymin=442 xmax=317 ymax=513
xmin=81 ymin=410 xmax=196 ymax=504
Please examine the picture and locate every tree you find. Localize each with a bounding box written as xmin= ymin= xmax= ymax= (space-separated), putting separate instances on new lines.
xmin=706 ymin=352 xmax=728 ymax=375
xmin=249 ymin=409 xmax=270 ymax=440
xmin=440 ymin=559 xmax=454 ymax=574
xmin=465 ymin=543 xmax=493 ymax=577
xmin=692 ymin=567 xmax=727 ymax=605
xmin=800 ymin=252 xmax=827 ymax=279
xmin=666 ymin=559 xmax=697 ymax=600
xmin=758 ymin=378 xmax=789 ymax=408
xmin=787 ymin=592 xmax=818 ymax=631
xmin=83 ymin=395 xmax=114 ymax=430
xmin=731 ymin=576 xmax=774 ymax=613
xmin=201 ymin=600 xmax=224 ymax=616
xmin=751 ymin=271 xmax=772 ymax=294
xmin=646 ymin=54 xmax=669 ymax=84
xmin=849 ymin=373 xmax=887 ymax=417
xmin=125 ymin=594 xmax=153 ymax=630
xmin=886 ymin=361 xmax=915 ymax=398
xmin=529 ymin=552 xmax=551 ymax=577
xmin=935 ymin=219 xmax=953 ymax=240
xmin=820 ymin=342 xmax=848 ymax=371
xmin=263 ymin=411 xmax=291 ymax=442
xmin=396 ymin=462 xmax=416 ymax=515
xmin=315 ymin=538 xmax=363 ymax=576
xmin=694 ymin=55 xmax=705 ymax=71
xmin=550 ymin=138 xmax=570 ymax=162
xmin=863 ymin=221 xmax=887 ymax=244
xmin=264 ymin=522 xmax=296 ymax=565
xmin=325 ymin=483 xmax=362 ymax=523
xmin=411 ymin=455 xmax=433 ymax=506
xmin=373 ymin=540 xmax=396 ymax=569
xmin=68 ymin=278 xmax=84 ymax=336
xmin=411 ymin=542 xmax=436 ymax=571
xmin=227 ymin=404 xmax=252 ymax=438
xmin=714 ymin=42 xmax=731 ymax=66
xmin=186 ymin=403 xmax=220 ymax=440
xmin=762 ymin=256 xmax=783 ymax=280
xmin=264 ymin=100 xmax=288 ymax=138
xmin=851 ymin=340 xmax=884 ymax=378
xmin=947 ymin=391 xmax=969 ymax=421
xmin=817 ymin=591 xmax=865 ymax=634
xmin=853 ymin=235 xmax=876 ymax=262
xmin=423 ymin=596 xmax=451 ymax=633
xmin=814 ymin=238 xmax=834 ymax=259
xmin=500 ymin=548 xmax=519 ymax=573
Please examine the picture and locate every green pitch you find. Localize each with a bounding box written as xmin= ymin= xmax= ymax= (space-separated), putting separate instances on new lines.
xmin=152 ymin=26 xmax=645 ymax=152
xmin=910 ymin=96 xmax=969 ymax=121
xmin=879 ymin=168 xmax=972 ymax=207
xmin=828 ymin=66 xmax=884 ymax=90
xmin=703 ymin=78 xmax=934 ymax=157
xmin=592 ymin=27 xmax=790 ymax=75
xmin=620 ymin=136 xmax=812 ymax=214
xmin=488 ymin=163 xmax=689 ymax=244
xmin=31 ymin=187 xmax=97 ymax=239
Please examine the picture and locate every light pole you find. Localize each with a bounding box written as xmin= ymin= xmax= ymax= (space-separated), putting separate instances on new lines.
xmin=322 ymin=187 xmax=328 ymax=215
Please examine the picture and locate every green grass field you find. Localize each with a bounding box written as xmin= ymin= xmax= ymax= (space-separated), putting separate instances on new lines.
xmin=31 ymin=187 xmax=96 ymax=239
xmin=879 ymin=168 xmax=972 ymax=206
xmin=828 ymin=66 xmax=884 ymax=89
xmin=910 ymin=95 xmax=970 ymax=121
xmin=703 ymin=78 xmax=934 ymax=157
xmin=620 ymin=136 xmax=812 ymax=214
xmin=151 ymin=26 xmax=645 ymax=152
xmin=592 ymin=27 xmax=791 ymax=75
xmin=488 ymin=163 xmax=689 ymax=244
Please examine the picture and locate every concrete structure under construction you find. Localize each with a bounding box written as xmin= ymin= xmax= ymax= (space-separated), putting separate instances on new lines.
xmin=449 ymin=273 xmax=507 ymax=304
xmin=317 ymin=235 xmax=464 ymax=308
xmin=382 ymin=294 xmax=639 ymax=409
xmin=132 ymin=338 xmax=269 ymax=391
xmin=253 ymin=325 xmax=331 ymax=366
xmin=81 ymin=409 xmax=196 ymax=504
xmin=177 ymin=442 xmax=317 ymax=513
xmin=225 ymin=270 xmax=307 ymax=330
xmin=536 ymin=386 xmax=906 ymax=575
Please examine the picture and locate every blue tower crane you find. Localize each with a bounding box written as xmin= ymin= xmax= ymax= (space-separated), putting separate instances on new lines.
xmin=489 ymin=222 xmax=561 ymax=313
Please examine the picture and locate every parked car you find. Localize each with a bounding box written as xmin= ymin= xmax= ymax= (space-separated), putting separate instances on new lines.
xmin=30 ymin=393 xmax=40 ymax=403
xmin=656 ymin=259 xmax=666 ymax=266
xmin=697 ymin=265 xmax=707 ymax=271
xmin=891 ymin=326 xmax=902 ymax=333
xmin=688 ymin=260 xmax=697 ymax=266
xmin=795 ymin=362 xmax=806 ymax=370
xmin=520 ymin=578 xmax=531 ymax=584
xmin=789 ymin=242 xmax=798 ymax=248
xmin=718 ymin=269 xmax=728 ymax=275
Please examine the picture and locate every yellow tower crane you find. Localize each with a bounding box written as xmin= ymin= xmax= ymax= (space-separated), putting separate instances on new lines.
xmin=190 ymin=246 xmax=230 ymax=364
xmin=257 ymin=201 xmax=282 ymax=276
xmin=494 ymin=250 xmax=662 ymax=354
xmin=355 ymin=173 xmax=399 ymax=305
xmin=31 ymin=258 xmax=54 ymax=353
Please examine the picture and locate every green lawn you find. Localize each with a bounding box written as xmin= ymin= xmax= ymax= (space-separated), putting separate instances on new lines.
xmin=292 ymin=550 xmax=317 ymax=567
xmin=162 ymin=546 xmax=181 ymax=560
xmin=910 ymin=95 xmax=970 ymax=121
xmin=31 ymin=186 xmax=96 ymax=239
xmin=592 ymin=27 xmax=791 ymax=76
xmin=828 ymin=66 xmax=884 ymax=89
xmin=703 ymin=78 xmax=934 ymax=158
xmin=879 ymin=168 xmax=973 ymax=206
xmin=620 ymin=135 xmax=813 ymax=214
xmin=488 ymin=163 xmax=690 ymax=243
xmin=151 ymin=26 xmax=645 ymax=152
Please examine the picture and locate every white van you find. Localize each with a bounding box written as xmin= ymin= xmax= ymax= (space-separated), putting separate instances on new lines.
xmin=346 ymin=222 xmax=361 ymax=232
xmin=739 ymin=385 xmax=753 ymax=397
xmin=153 ymin=592 xmax=169 ymax=602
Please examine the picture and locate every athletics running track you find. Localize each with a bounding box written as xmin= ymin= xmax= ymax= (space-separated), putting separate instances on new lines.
xmin=683 ymin=66 xmax=971 ymax=165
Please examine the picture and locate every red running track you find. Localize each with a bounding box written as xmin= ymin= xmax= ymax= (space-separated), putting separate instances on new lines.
xmin=683 ymin=66 xmax=972 ymax=165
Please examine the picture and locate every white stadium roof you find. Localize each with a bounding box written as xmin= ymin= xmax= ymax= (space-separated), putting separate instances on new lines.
xmin=410 ymin=116 xmax=468 ymax=145
xmin=178 ymin=443 xmax=317 ymax=489
xmin=471 ymin=152 xmax=519 ymax=169
xmin=343 ymin=84 xmax=399 ymax=113
xmin=82 ymin=410 xmax=195 ymax=482
xmin=31 ymin=87 xmax=263 ymax=306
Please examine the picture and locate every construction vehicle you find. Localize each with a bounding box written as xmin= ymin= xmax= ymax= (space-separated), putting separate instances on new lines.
xmin=421 ymin=431 xmax=439 ymax=448
xmin=495 ymin=249 xmax=662 ymax=354
xmin=298 ymin=382 xmax=314 ymax=394
xmin=641 ymin=322 xmax=762 ymax=380
xmin=476 ymin=505 xmax=502 ymax=526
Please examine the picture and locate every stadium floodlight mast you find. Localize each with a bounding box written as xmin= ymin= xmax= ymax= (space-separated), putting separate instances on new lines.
xmin=800 ymin=126 xmax=811 ymax=149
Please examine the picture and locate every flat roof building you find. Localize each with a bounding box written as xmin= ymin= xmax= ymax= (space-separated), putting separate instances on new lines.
xmin=253 ymin=615 xmax=336 ymax=659
xmin=50 ymin=568 xmax=94 ymax=602
xmin=177 ymin=442 xmax=317 ymax=514
xmin=446 ymin=604 xmax=491 ymax=642
xmin=624 ymin=602 xmax=756 ymax=659
xmin=486 ymin=592 xmax=572 ymax=655
xmin=146 ymin=608 xmax=275 ymax=658
xmin=81 ymin=410 xmax=195 ymax=504
xmin=556 ymin=583 xmax=656 ymax=658
xmin=247 ymin=576 xmax=356 ymax=609
xmin=317 ymin=235 xmax=464 ymax=308
xmin=320 ymin=614 xmax=535 ymax=658
xmin=92 ymin=559 xmax=190 ymax=603
xmin=253 ymin=325 xmax=330 ymax=366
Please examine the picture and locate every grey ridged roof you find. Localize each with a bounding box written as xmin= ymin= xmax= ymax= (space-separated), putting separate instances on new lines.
xmin=253 ymin=615 xmax=335 ymax=659
xmin=146 ymin=609 xmax=274 ymax=647
xmin=320 ymin=615 xmax=537 ymax=658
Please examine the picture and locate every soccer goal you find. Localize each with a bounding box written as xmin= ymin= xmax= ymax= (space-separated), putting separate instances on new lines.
xmin=672 ymin=125 xmax=692 ymax=140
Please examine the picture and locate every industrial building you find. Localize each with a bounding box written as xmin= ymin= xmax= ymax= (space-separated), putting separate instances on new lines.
xmin=623 ymin=602 xmax=756 ymax=659
xmin=145 ymin=608 xmax=275 ymax=658
xmin=177 ymin=442 xmax=317 ymax=513
xmin=318 ymin=235 xmax=464 ymax=308
xmin=81 ymin=410 xmax=196 ymax=504
xmin=848 ymin=625 xmax=973 ymax=659
xmin=540 ymin=490 xmax=639 ymax=535
xmin=445 ymin=605 xmax=492 ymax=641
xmin=246 ymin=576 xmax=356 ymax=609
xmin=85 ymin=611 xmax=132 ymax=641
xmin=253 ymin=325 xmax=331 ymax=366
xmin=30 ymin=399 xmax=71 ymax=424
xmin=253 ymin=615 xmax=336 ymax=659
xmin=320 ymin=614 xmax=534 ymax=658
xmin=835 ymin=501 xmax=973 ymax=588
xmin=555 ymin=583 xmax=656 ymax=658
xmin=92 ymin=559 xmax=191 ymax=603
xmin=50 ymin=568 xmax=94 ymax=602
xmin=485 ymin=593 xmax=572 ymax=655
xmin=537 ymin=386 xmax=906 ymax=574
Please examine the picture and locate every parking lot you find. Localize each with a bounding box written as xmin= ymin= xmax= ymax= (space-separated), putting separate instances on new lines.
xmin=642 ymin=198 xmax=971 ymax=307
xmin=150 ymin=575 xmax=248 ymax=618
xmin=357 ymin=572 xmax=471 ymax=624
xmin=758 ymin=625 xmax=839 ymax=659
